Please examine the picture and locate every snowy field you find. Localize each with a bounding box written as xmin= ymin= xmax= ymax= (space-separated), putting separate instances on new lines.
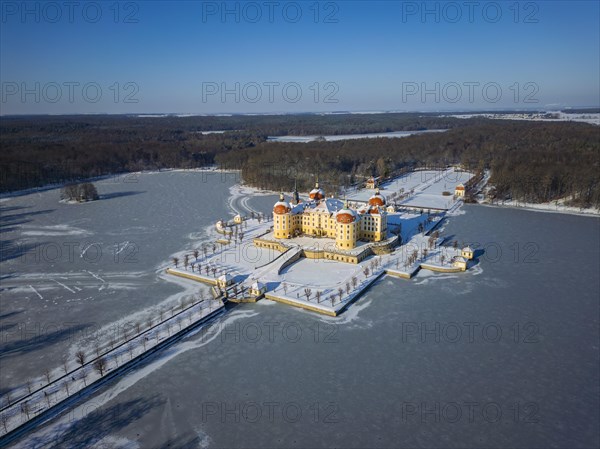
xmin=347 ymin=167 xmax=473 ymax=211
xmin=445 ymin=111 xmax=599 ymax=126
xmin=267 ymin=129 xmax=446 ymax=142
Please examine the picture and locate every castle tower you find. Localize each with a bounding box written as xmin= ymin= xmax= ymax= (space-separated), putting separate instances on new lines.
xmin=273 ymin=192 xmax=292 ymax=239
xmin=368 ymin=188 xmax=386 ymax=207
xmin=292 ymin=179 xmax=300 ymax=205
xmin=309 ymin=177 xmax=325 ymax=202
xmin=335 ymin=200 xmax=360 ymax=249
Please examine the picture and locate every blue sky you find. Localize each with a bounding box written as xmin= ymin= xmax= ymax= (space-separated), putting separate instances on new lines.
xmin=1 ymin=0 xmax=599 ymax=114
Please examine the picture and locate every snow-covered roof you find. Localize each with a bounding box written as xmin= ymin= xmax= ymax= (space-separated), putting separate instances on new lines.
xmin=273 ymin=199 xmax=291 ymax=214
xmin=336 ymin=207 xmax=360 ymax=223
xmin=462 ymin=246 xmax=473 ymax=252
xmin=218 ymin=273 xmax=232 ymax=281
xmin=368 ymin=188 xmax=386 ymax=206
xmin=304 ymin=198 xmax=344 ymax=214
xmin=453 ymin=257 xmax=467 ymax=263
xmin=251 ymin=281 xmax=265 ymax=290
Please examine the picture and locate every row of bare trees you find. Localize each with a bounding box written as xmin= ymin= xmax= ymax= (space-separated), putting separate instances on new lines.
xmin=2 ymin=289 xmax=214 ymax=418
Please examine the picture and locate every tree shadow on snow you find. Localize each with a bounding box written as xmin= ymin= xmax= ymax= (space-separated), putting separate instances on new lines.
xmin=0 ymin=322 xmax=91 ymax=361
xmin=32 ymin=395 xmax=165 ymax=449
xmin=100 ymin=191 xmax=145 ymax=200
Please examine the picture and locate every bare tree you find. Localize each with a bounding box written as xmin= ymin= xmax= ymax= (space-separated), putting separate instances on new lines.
xmin=282 ymin=283 xmax=288 ymax=294
xmin=43 ymin=368 xmax=51 ymax=384
xmin=93 ymin=358 xmax=107 ymax=376
xmin=352 ymin=276 xmax=358 ymax=288
xmin=184 ymin=254 xmax=189 ymax=270
xmin=63 ymin=380 xmax=70 ymax=396
xmin=346 ymin=282 xmax=351 ymax=294
xmin=316 ymin=290 xmax=321 ymax=303
xmin=25 ymin=379 xmax=33 ymax=394
xmin=172 ymin=257 xmax=179 ymax=268
xmin=44 ymin=391 xmax=51 ymax=407
xmin=80 ymin=368 xmax=88 ymax=386
xmin=1 ymin=413 xmax=9 ymax=433
xmin=338 ymin=287 xmax=344 ymax=300
xmin=127 ymin=342 xmax=135 ymax=359
xmin=363 ymin=267 xmax=370 ymax=278
xmin=61 ymin=355 xmax=69 ymax=374
xmin=193 ymin=249 xmax=199 ymax=260
xmin=304 ymin=288 xmax=312 ymax=301
xmin=21 ymin=401 xmax=30 ymax=420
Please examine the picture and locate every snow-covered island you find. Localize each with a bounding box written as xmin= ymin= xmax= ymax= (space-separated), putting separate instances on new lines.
xmin=167 ymin=167 xmax=479 ymax=317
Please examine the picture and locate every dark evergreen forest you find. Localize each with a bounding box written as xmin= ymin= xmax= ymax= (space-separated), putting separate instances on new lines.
xmin=1 ymin=113 xmax=598 ymax=207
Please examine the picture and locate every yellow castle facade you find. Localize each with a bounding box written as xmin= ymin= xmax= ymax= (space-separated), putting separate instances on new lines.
xmin=273 ymin=182 xmax=388 ymax=250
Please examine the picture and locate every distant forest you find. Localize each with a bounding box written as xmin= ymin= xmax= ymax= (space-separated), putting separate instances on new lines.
xmin=1 ymin=113 xmax=599 ymax=207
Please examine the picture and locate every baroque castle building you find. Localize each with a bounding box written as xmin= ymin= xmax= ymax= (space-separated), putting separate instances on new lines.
xmin=273 ymin=182 xmax=388 ymax=250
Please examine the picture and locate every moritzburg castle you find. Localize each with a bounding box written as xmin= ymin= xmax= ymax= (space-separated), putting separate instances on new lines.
xmin=272 ymin=181 xmax=388 ymax=250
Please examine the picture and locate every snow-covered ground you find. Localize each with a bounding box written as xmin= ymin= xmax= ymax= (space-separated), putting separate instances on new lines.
xmin=480 ymin=199 xmax=600 ymax=217
xmin=0 ymin=298 xmax=224 ymax=438
xmin=267 ymin=129 xmax=446 ymax=143
xmin=445 ymin=111 xmax=599 ymax=126
xmin=347 ymin=167 xmax=473 ymax=211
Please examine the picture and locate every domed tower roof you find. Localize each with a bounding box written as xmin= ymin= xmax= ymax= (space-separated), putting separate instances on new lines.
xmin=368 ymin=188 xmax=386 ymax=207
xmin=309 ymin=180 xmax=325 ymax=201
xmin=273 ymin=192 xmax=291 ymax=214
xmin=336 ymin=201 xmax=360 ymax=224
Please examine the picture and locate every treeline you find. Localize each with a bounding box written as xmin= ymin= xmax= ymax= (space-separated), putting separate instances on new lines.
xmin=215 ymin=121 xmax=600 ymax=208
xmin=1 ymin=114 xmax=599 ymax=207
xmin=0 ymin=113 xmax=469 ymax=192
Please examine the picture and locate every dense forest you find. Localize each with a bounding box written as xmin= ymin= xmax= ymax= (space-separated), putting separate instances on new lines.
xmin=1 ymin=113 xmax=598 ymax=207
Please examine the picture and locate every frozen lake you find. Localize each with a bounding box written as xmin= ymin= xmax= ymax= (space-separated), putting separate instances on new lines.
xmin=1 ymin=172 xmax=599 ymax=448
